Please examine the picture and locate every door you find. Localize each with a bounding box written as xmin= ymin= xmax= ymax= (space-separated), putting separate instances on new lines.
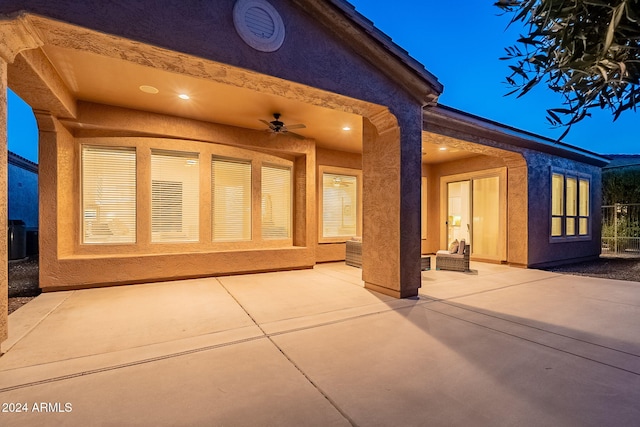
xmin=447 ymin=181 xmax=471 ymax=246
xmin=444 ymin=172 xmax=505 ymax=261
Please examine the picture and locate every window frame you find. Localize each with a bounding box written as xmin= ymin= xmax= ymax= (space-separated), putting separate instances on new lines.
xmin=318 ymin=166 xmax=362 ymax=244
xmin=76 ymin=137 xmax=296 ymax=253
xmin=550 ymin=169 xmax=592 ymax=241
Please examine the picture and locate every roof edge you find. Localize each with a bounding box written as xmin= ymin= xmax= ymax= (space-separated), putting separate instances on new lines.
xmin=8 ymin=150 xmax=38 ymax=173
xmin=425 ymin=105 xmax=609 ymax=167
xmin=294 ymin=0 xmax=443 ymax=105
xmin=329 ymin=0 xmax=443 ymax=94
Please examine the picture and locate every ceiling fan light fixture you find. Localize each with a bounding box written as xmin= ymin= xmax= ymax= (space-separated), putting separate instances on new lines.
xmin=259 ymin=113 xmax=306 ymax=139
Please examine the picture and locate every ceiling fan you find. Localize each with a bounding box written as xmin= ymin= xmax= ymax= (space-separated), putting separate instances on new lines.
xmin=259 ymin=113 xmax=306 ymax=139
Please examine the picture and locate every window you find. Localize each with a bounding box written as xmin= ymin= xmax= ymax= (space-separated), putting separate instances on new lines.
xmin=261 ymin=165 xmax=291 ymax=240
xmin=151 ymin=150 xmax=199 ymax=242
xmin=82 ymin=145 xmax=137 ymax=244
xmin=212 ymin=157 xmax=252 ymax=241
xmin=551 ymin=171 xmax=590 ymax=238
xmin=322 ymin=172 xmax=358 ymax=239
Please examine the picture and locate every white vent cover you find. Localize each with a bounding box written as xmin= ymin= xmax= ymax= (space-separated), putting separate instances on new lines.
xmin=233 ymin=0 xmax=285 ymax=52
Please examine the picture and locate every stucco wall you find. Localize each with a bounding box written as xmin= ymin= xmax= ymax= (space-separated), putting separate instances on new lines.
xmin=0 ymin=1 xmax=426 ymax=111
xmin=8 ymin=156 xmax=38 ymax=228
xmin=525 ymin=152 xmax=603 ymax=267
xmin=38 ymin=104 xmax=318 ymax=290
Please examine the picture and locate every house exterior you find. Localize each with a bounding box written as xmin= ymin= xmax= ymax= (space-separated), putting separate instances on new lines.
xmin=8 ymin=150 xmax=38 ymax=229
xmin=0 ymin=0 xmax=607 ymax=346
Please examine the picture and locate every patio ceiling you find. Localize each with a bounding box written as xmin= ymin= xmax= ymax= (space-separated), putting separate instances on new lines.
xmin=421 ymin=132 xmax=480 ymax=165
xmin=37 ymin=44 xmax=364 ymax=153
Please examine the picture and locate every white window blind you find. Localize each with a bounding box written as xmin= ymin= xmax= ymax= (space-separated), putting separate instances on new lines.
xmin=82 ymin=145 xmax=137 ymax=244
xmin=212 ymin=157 xmax=252 ymax=242
xmin=151 ymin=150 xmax=199 ymax=243
xmin=551 ymin=173 xmax=564 ymax=237
xmin=261 ymin=165 xmax=291 ymax=240
xmin=322 ymin=173 xmax=357 ymax=238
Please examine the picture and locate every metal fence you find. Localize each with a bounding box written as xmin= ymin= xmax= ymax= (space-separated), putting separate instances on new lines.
xmin=602 ymin=203 xmax=640 ymax=256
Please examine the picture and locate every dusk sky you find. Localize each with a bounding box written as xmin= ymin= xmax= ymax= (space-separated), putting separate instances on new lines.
xmin=7 ymin=1 xmax=638 ymax=163
xmin=348 ymin=0 xmax=638 ymax=156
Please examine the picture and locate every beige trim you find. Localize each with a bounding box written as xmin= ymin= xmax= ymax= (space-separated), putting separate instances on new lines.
xmin=317 ymin=165 xmax=362 ymax=243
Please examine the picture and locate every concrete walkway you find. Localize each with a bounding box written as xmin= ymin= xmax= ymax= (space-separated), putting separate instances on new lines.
xmin=1 ymin=261 xmax=639 ymax=426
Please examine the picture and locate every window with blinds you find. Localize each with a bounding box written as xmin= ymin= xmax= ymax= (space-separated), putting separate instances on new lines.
xmin=322 ymin=173 xmax=358 ymax=238
xmin=151 ymin=150 xmax=199 ymax=242
xmin=82 ymin=145 xmax=137 ymax=244
xmin=579 ymin=178 xmax=590 ymax=235
xmin=261 ymin=165 xmax=291 ymax=240
xmin=212 ymin=157 xmax=252 ymax=242
xmin=551 ymin=173 xmax=564 ymax=237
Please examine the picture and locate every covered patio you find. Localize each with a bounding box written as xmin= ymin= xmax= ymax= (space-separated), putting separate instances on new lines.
xmin=1 ymin=262 xmax=639 ymax=425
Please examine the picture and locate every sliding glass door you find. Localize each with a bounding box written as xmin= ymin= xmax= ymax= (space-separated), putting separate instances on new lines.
xmin=447 ymin=181 xmax=471 ymax=245
xmin=472 ymin=176 xmax=500 ymax=258
xmin=444 ymin=171 xmax=505 ymax=261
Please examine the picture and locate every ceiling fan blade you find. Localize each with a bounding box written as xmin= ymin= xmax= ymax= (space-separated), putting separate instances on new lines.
xmin=285 ymin=123 xmax=306 ymax=130
xmin=287 ymin=131 xmax=305 ymax=139
xmin=259 ymin=119 xmax=276 ymax=130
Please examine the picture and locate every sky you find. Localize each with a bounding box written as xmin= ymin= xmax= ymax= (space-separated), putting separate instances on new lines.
xmin=348 ymin=0 xmax=638 ymax=156
xmin=6 ymin=1 xmax=638 ymax=163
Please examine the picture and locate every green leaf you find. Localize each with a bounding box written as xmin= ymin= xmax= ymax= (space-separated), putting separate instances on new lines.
xmin=547 ymin=109 xmax=562 ymax=124
xmin=509 ymin=65 xmax=529 ymax=79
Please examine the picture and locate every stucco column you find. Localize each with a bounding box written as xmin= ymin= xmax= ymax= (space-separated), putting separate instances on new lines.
xmin=0 ymin=58 xmax=8 ymax=347
xmin=362 ymin=109 xmax=422 ymax=298
xmin=507 ymin=163 xmax=528 ymax=266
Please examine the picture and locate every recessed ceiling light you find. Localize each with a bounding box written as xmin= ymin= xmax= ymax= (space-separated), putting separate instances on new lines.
xmin=139 ymin=85 xmax=159 ymax=94
xmin=439 ymin=147 xmax=447 ymax=151
xmin=178 ymin=93 xmax=190 ymax=100
xmin=342 ymin=126 xmax=351 ymax=131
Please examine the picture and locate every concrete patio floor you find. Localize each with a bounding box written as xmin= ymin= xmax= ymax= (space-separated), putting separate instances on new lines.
xmin=1 ymin=260 xmax=639 ymax=426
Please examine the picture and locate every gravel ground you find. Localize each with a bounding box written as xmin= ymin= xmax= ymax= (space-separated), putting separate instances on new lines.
xmin=543 ymin=255 xmax=640 ymax=282
xmin=6 ymin=255 xmax=640 ymax=315
xmin=8 ymin=257 xmax=40 ymax=314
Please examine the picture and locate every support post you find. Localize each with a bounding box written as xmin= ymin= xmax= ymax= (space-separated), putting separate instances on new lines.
xmin=0 ymin=59 xmax=9 ymax=349
xmin=362 ymin=109 xmax=422 ymax=298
